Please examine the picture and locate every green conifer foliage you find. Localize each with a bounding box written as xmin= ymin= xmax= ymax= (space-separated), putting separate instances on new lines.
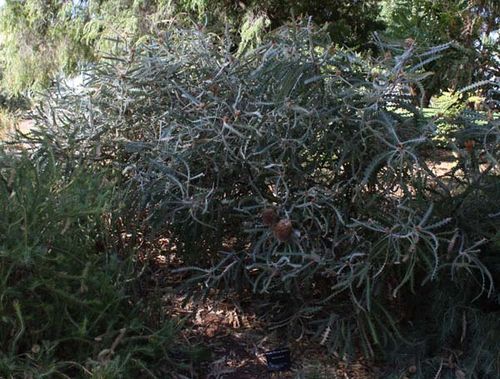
xmin=381 ymin=0 xmax=500 ymax=103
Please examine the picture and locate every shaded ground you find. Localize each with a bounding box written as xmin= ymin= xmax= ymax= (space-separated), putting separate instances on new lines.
xmin=143 ymin=254 xmax=378 ymax=378
xmin=163 ymin=294 xmax=377 ymax=379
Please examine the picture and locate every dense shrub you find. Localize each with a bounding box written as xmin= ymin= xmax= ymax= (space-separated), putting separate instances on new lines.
xmin=0 ymin=147 xmax=202 ymax=377
xmin=24 ymin=23 xmax=499 ymax=377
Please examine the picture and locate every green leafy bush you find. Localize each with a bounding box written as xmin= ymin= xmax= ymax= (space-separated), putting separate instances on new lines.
xmin=381 ymin=0 xmax=500 ymax=104
xmin=0 ymin=146 xmax=202 ymax=378
xmin=426 ymin=89 xmax=494 ymax=146
xmin=24 ymin=22 xmax=500 ymax=377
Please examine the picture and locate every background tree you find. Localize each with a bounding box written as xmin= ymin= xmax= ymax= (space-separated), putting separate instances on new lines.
xmin=0 ymin=0 xmax=386 ymax=94
xmin=381 ymin=0 xmax=500 ymax=104
xmin=0 ymin=0 xmax=93 ymax=92
xmin=0 ymin=0 xmax=161 ymax=93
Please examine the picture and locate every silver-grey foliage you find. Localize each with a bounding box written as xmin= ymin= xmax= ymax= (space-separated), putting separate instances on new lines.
xmin=23 ymin=22 xmax=500 ymax=377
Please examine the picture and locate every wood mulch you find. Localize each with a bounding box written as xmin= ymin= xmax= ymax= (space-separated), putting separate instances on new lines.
xmin=160 ymin=289 xmax=377 ymax=379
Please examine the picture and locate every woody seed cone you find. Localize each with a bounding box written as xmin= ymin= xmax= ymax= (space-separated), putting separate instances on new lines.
xmin=273 ymin=219 xmax=293 ymax=242
xmin=262 ymin=208 xmax=278 ymax=227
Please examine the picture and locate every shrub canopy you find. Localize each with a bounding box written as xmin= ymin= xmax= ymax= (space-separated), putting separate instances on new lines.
xmin=16 ymin=22 xmax=500 ymax=377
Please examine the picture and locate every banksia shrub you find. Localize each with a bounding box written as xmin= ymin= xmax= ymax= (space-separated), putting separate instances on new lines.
xmin=25 ymin=22 xmax=499 ymax=377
